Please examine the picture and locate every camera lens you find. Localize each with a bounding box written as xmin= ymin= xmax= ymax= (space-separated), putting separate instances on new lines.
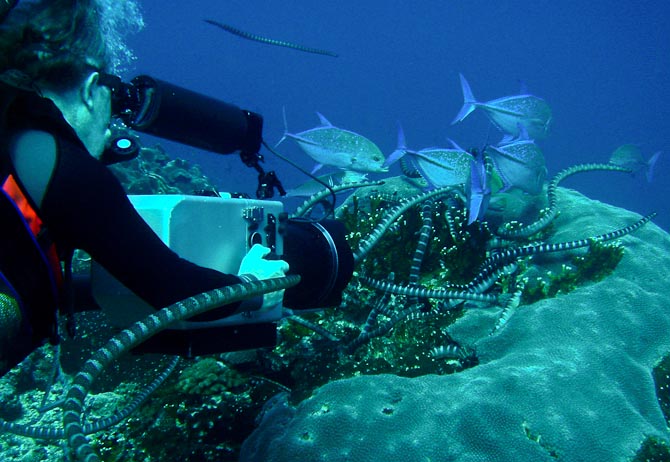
xmin=281 ymin=218 xmax=353 ymax=310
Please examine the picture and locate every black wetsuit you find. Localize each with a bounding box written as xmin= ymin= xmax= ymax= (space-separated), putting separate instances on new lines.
xmin=2 ymin=83 xmax=242 ymax=320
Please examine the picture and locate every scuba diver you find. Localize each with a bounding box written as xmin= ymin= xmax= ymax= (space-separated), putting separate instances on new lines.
xmin=0 ymin=0 xmax=290 ymax=376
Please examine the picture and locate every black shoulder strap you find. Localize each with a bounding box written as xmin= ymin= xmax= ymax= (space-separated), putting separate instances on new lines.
xmin=0 ymin=80 xmax=60 ymax=346
xmin=0 ymin=81 xmax=18 ymax=167
xmin=0 ymin=79 xmax=29 ymax=174
xmin=0 ymin=186 xmax=59 ymax=345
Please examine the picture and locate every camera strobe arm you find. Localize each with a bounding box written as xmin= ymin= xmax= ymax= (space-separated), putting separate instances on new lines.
xmin=239 ymin=110 xmax=286 ymax=199
xmin=100 ymin=74 xmax=287 ymax=198
xmin=240 ymin=147 xmax=287 ymax=199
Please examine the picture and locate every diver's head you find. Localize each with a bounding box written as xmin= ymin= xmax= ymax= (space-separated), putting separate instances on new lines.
xmin=42 ymin=69 xmax=114 ymax=159
xmin=0 ymin=0 xmax=143 ymax=156
xmin=2 ymin=0 xmax=107 ymax=86
xmin=0 ymin=0 xmax=143 ymax=80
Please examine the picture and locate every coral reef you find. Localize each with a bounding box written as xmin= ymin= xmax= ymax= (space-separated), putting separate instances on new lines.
xmin=0 ymin=143 xmax=663 ymax=462
xmin=521 ymin=239 xmax=625 ymax=304
xmin=240 ymin=188 xmax=670 ymax=462
xmin=109 ymin=144 xmax=218 ymax=195
xmin=175 ymin=357 xmax=247 ymax=395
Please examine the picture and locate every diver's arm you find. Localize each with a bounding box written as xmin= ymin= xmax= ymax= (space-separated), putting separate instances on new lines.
xmin=40 ymin=135 xmax=244 ymax=314
xmin=8 ymin=130 xmax=57 ymax=207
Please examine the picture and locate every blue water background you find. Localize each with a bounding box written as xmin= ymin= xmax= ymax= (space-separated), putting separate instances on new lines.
xmin=126 ymin=0 xmax=669 ymax=231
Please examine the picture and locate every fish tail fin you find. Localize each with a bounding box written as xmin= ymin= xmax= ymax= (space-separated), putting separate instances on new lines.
xmin=451 ymin=73 xmax=477 ymax=125
xmin=467 ymin=152 xmax=490 ymax=225
xmin=646 ymin=151 xmax=662 ymax=183
xmin=384 ymin=121 xmax=408 ymax=167
xmin=275 ymin=106 xmax=290 ymax=147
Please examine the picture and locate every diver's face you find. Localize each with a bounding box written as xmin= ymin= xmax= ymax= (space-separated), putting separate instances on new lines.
xmin=72 ymin=70 xmax=112 ymax=160
xmin=88 ymin=82 xmax=112 ymax=159
xmin=40 ymin=70 xmax=112 ymax=160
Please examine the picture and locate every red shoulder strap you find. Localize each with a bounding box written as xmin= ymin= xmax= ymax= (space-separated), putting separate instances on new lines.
xmin=2 ymin=173 xmax=63 ymax=287
xmin=2 ymin=173 xmax=43 ymax=235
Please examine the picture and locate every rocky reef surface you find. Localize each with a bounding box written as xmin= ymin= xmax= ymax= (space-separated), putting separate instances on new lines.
xmin=240 ymin=188 xmax=670 ymax=462
xmin=1 ymin=155 xmax=668 ymax=462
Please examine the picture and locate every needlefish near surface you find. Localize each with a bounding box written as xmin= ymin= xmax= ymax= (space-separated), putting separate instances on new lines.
xmin=204 ymin=19 xmax=338 ymax=57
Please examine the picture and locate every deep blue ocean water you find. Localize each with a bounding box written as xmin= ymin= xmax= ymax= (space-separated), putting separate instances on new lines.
xmin=0 ymin=4 xmax=668 ymax=460
xmin=125 ymin=0 xmax=669 ymax=231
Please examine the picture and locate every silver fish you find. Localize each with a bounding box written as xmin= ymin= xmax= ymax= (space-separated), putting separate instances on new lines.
xmin=410 ymin=147 xmax=473 ymax=188
xmin=485 ymin=132 xmax=547 ymax=195
xmin=609 ymin=144 xmax=661 ymax=183
xmin=278 ymin=112 xmax=388 ymax=174
xmin=386 ymin=124 xmax=472 ymax=188
xmin=452 ymin=73 xmax=552 ymax=140
xmin=466 ymin=149 xmax=490 ymax=225
xmin=286 ymin=171 xmax=368 ymax=197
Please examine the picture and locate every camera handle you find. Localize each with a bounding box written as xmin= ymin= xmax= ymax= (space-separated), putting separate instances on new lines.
xmin=240 ymin=148 xmax=286 ymax=199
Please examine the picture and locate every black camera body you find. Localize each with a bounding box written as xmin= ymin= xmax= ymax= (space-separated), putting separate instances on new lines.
xmin=91 ymin=194 xmax=353 ymax=356
xmin=92 ymin=74 xmax=353 ymax=355
xmin=102 ymin=74 xmax=259 ymax=157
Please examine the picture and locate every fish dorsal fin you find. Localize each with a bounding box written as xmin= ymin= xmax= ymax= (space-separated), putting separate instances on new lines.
xmin=412 ymin=150 xmax=457 ymax=171
xmin=287 ymin=133 xmax=326 ymax=147
xmin=384 ymin=122 xmax=409 ymax=167
xmin=646 ymin=151 xmax=662 ymax=183
xmin=487 ymin=144 xmax=528 ymax=165
xmin=518 ymin=79 xmax=529 ymax=95
xmin=316 ymin=112 xmax=334 ymax=127
xmin=498 ymin=123 xmax=531 ymax=146
xmin=516 ymin=122 xmax=531 ymax=141
xmin=467 ymin=152 xmax=490 ymax=224
xmin=396 ymin=121 xmax=407 ymax=150
xmin=447 ymin=138 xmax=466 ymax=152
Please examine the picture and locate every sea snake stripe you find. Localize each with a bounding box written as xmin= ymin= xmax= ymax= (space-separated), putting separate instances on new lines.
xmin=204 ymin=19 xmax=338 ymax=57
xmin=0 ymin=357 xmax=179 ymax=440
xmin=484 ymin=212 xmax=655 ymax=269
xmin=490 ymin=281 xmax=525 ymax=335
xmin=496 ymin=163 xmax=632 ymax=239
xmin=449 ymin=261 xmax=518 ymax=293
xmin=295 ymin=180 xmax=384 ymax=218
xmin=64 ymin=276 xmax=300 ymax=462
xmin=360 ymin=212 xmax=654 ymax=305
xmin=409 ymin=200 xmax=434 ymax=286
xmin=345 ymin=300 xmax=432 ymax=353
xmin=354 ymin=186 xmax=455 ymax=263
xmin=360 ymin=276 xmax=499 ymax=304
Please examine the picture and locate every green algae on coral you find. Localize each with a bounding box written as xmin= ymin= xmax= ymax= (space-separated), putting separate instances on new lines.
xmin=241 ymin=188 xmax=670 ymax=462
xmin=521 ymin=239 xmax=625 ymax=304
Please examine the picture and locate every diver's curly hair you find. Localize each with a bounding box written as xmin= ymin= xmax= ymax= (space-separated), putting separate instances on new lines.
xmin=0 ymin=0 xmax=143 ymax=90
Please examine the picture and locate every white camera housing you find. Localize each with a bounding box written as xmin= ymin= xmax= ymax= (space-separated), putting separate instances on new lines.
xmin=91 ymin=193 xmax=285 ymax=330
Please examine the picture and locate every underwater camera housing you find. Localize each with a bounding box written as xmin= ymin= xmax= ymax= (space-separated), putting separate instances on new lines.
xmin=92 ymin=73 xmax=352 ymax=355
xmin=97 ymin=72 xmax=286 ymax=198
xmin=99 ymin=73 xmax=258 ymax=157
xmin=92 ymin=194 xmax=353 ymax=356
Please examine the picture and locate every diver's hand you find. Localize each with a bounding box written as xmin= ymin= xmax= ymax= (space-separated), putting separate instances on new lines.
xmin=238 ymin=244 xmax=288 ymax=280
xmin=238 ymin=244 xmax=289 ymax=312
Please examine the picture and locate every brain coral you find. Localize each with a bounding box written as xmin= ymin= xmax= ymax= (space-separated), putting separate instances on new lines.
xmin=240 ymin=188 xmax=670 ymax=462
